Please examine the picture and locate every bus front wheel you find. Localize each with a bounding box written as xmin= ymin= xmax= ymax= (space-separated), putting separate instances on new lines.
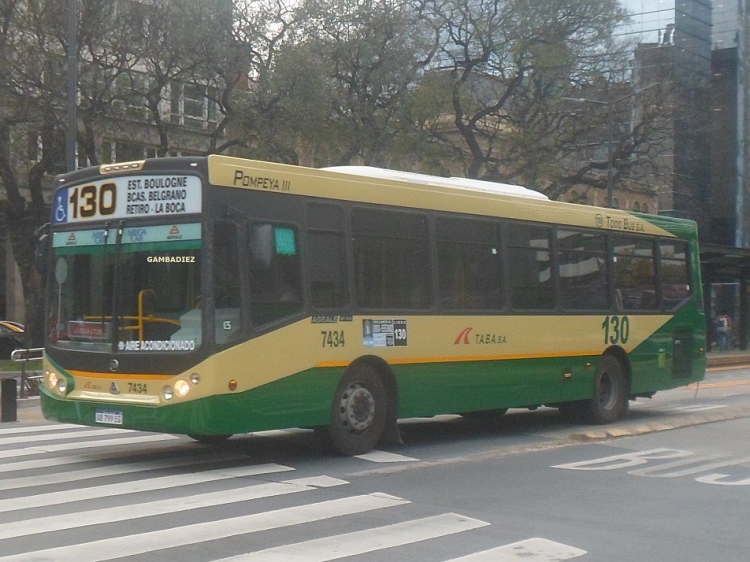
xmin=327 ymin=365 xmax=387 ymax=456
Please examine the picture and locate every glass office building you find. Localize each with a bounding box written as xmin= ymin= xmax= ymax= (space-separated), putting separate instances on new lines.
xmin=615 ymin=0 xmax=712 ymax=228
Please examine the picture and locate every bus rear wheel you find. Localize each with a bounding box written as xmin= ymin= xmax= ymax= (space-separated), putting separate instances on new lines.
xmin=327 ymin=365 xmax=387 ymax=456
xmin=582 ymin=354 xmax=628 ymax=424
xmin=559 ymin=355 xmax=628 ymax=424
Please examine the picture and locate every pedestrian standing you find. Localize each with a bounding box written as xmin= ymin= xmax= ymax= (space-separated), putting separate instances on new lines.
xmin=715 ymin=312 xmax=733 ymax=352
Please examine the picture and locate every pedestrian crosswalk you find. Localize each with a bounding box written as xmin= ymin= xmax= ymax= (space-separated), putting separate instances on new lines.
xmin=0 ymin=423 xmax=586 ymax=561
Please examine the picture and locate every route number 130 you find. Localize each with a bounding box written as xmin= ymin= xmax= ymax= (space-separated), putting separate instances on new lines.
xmin=69 ymin=183 xmax=117 ymax=219
xmin=602 ymin=315 xmax=630 ymax=345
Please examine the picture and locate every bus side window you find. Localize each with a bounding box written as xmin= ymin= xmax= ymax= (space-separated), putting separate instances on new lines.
xmin=507 ymin=223 xmax=555 ymax=310
xmin=613 ymin=236 xmax=658 ymax=311
xmin=351 ymin=208 xmax=430 ymax=310
xmin=307 ymin=203 xmax=347 ymax=309
xmin=248 ymin=222 xmax=303 ymax=326
xmin=557 ymin=229 xmax=609 ymax=311
xmin=436 ymin=217 xmax=503 ymax=311
xmin=213 ymin=221 xmax=242 ymax=344
xmin=660 ymin=240 xmax=691 ymax=310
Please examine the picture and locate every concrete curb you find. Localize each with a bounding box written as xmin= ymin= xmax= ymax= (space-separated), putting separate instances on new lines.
xmin=568 ymin=406 xmax=750 ymax=442
xmin=706 ymin=354 xmax=750 ymax=369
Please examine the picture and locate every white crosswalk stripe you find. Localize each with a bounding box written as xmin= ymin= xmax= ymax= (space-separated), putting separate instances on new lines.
xmin=0 ymin=423 xmax=583 ymax=561
xmin=442 ymin=538 xmax=587 ymax=561
xmin=0 ymin=451 xmax=243 ymax=491
xmin=0 ymin=476 xmax=347 ymax=541
xmin=0 ymin=432 xmax=179 ymax=459
xmin=0 ymin=494 xmax=409 ymax=562
xmin=215 ymin=513 xmax=490 ymax=562
xmin=0 ymin=426 xmax=137 ymax=446
xmin=0 ymin=462 xmax=293 ymax=513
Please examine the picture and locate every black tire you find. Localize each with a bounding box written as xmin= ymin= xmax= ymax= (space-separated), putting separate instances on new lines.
xmin=188 ymin=434 xmax=232 ymax=446
xmin=327 ymin=364 xmax=388 ymax=456
xmin=580 ymin=354 xmax=629 ymax=424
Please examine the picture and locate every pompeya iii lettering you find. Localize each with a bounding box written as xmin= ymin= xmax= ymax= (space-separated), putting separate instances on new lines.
xmin=233 ymin=170 xmax=291 ymax=191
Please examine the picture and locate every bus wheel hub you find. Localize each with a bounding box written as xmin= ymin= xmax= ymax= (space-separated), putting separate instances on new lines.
xmin=340 ymin=383 xmax=375 ymax=433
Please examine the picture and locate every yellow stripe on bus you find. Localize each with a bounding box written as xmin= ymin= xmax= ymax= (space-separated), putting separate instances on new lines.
xmin=317 ymin=350 xmax=600 ymax=368
xmin=68 ymin=370 xmax=173 ymax=381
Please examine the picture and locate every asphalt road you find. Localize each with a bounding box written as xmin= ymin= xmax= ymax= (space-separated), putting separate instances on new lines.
xmin=2 ymin=365 xmax=750 ymax=561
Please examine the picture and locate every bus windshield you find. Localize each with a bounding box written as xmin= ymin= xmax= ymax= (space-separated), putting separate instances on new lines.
xmin=47 ymin=223 xmax=202 ymax=353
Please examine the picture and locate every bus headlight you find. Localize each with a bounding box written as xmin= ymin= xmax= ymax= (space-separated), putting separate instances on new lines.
xmin=163 ymin=386 xmax=173 ymax=401
xmin=46 ymin=371 xmax=68 ymax=395
xmin=47 ymin=371 xmax=59 ymax=389
xmin=174 ymin=380 xmax=190 ymax=397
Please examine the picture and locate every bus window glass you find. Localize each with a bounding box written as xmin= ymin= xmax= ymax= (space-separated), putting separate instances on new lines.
xmin=48 ymin=224 xmax=202 ymax=351
xmin=308 ymin=204 xmax=347 ymax=309
xmin=437 ymin=217 xmax=502 ymax=310
xmin=352 ymin=209 xmax=430 ymax=310
xmin=557 ymin=229 xmax=609 ymax=310
xmin=613 ymin=236 xmax=657 ymax=311
xmin=213 ymin=221 xmax=242 ymax=344
xmin=660 ymin=240 xmax=691 ymax=310
xmin=507 ymin=224 xmax=554 ymax=310
xmin=309 ymin=231 xmax=347 ymax=308
xmin=248 ymin=223 xmax=303 ymax=326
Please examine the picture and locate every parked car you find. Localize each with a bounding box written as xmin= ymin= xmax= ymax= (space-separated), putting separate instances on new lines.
xmin=0 ymin=321 xmax=24 ymax=360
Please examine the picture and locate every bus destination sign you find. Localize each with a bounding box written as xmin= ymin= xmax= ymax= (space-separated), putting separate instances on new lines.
xmin=53 ymin=175 xmax=202 ymax=224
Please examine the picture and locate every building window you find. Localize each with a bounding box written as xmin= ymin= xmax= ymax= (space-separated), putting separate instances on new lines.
xmin=27 ymin=131 xmax=41 ymax=162
xmin=170 ymin=82 xmax=219 ymax=129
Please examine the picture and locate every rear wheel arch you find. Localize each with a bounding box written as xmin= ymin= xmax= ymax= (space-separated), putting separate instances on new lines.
xmin=603 ymin=345 xmax=632 ymax=395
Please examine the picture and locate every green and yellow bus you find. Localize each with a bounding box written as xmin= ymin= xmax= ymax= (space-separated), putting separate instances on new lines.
xmin=40 ymin=155 xmax=706 ymax=454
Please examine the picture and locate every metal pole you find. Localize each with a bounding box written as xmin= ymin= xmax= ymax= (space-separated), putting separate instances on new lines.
xmin=563 ymin=83 xmax=657 ymax=210
xmin=66 ymin=0 xmax=77 ymax=173
xmin=607 ymin=101 xmax=613 ymax=208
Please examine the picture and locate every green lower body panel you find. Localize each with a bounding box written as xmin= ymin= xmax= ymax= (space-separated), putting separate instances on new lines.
xmin=41 ymin=343 xmax=705 ymax=435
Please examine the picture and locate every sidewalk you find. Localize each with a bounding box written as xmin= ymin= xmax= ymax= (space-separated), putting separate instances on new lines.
xmin=706 ymin=349 xmax=750 ymax=370
xmin=15 ymin=396 xmax=44 ymax=424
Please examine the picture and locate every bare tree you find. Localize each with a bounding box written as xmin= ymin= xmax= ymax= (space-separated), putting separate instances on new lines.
xmin=296 ymin=0 xmax=437 ymax=167
xmin=421 ymin=0 xmax=674 ymax=198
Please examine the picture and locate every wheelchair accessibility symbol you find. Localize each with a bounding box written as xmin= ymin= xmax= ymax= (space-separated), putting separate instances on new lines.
xmin=54 ymin=191 xmax=68 ymax=223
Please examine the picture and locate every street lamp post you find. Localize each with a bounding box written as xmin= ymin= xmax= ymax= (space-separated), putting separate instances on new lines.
xmin=563 ymin=83 xmax=657 ymax=208
xmin=66 ymin=0 xmax=77 ymax=173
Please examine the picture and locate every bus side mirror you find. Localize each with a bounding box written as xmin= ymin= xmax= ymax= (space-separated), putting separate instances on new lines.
xmin=35 ymin=233 xmax=49 ymax=275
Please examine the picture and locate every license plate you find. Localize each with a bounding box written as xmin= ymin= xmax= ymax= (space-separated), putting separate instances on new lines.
xmin=95 ymin=410 xmax=123 ymax=425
